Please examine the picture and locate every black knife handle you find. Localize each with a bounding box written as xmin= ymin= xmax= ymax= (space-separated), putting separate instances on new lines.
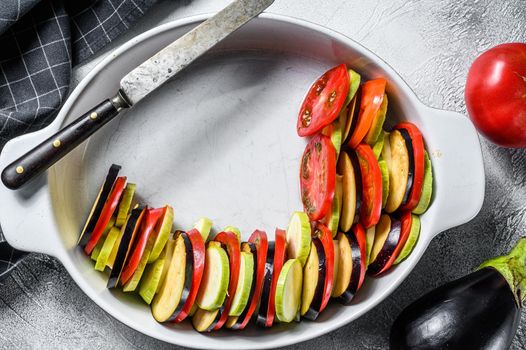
xmin=1 ymin=94 xmax=130 ymax=190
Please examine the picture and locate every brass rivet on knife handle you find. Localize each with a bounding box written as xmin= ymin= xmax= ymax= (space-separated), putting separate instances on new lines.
xmin=0 ymin=96 xmax=128 ymax=190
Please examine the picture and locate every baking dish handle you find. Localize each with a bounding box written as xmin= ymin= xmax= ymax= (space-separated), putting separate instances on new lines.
xmin=421 ymin=106 xmax=485 ymax=238
xmin=0 ymin=126 xmax=66 ymax=258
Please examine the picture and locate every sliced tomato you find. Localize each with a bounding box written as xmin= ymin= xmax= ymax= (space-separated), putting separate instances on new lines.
xmin=300 ymin=134 xmax=336 ymax=221
xmin=395 ymin=123 xmax=425 ymax=211
xmin=173 ymin=228 xmax=206 ymax=323
xmin=266 ymin=228 xmax=286 ymax=327
xmin=234 ymin=230 xmax=268 ymax=330
xmin=351 ymin=223 xmax=367 ymax=290
xmin=313 ymin=223 xmax=334 ymax=312
xmin=213 ymin=231 xmax=241 ymax=330
xmin=376 ymin=212 xmax=412 ymax=275
xmin=119 ymin=207 xmax=164 ymax=285
xmin=355 ymin=144 xmax=382 ymax=228
xmin=84 ymin=176 xmax=127 ymax=255
xmin=347 ymin=78 xmax=387 ymax=148
xmin=297 ymin=64 xmax=350 ymax=137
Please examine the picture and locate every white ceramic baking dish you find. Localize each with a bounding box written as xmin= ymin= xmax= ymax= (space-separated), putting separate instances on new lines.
xmin=0 ymin=13 xmax=485 ymax=349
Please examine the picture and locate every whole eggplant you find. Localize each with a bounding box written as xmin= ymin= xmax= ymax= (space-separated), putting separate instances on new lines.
xmin=390 ymin=237 xmax=526 ymax=350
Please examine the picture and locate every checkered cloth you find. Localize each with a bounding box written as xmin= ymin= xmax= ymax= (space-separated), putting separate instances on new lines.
xmin=0 ymin=0 xmax=158 ymax=277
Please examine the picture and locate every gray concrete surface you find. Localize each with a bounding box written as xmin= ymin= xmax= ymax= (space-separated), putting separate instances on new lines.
xmin=1 ymin=0 xmax=525 ymax=349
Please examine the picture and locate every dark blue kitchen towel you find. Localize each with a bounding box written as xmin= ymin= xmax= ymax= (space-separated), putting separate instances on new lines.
xmin=0 ymin=0 xmax=159 ymax=277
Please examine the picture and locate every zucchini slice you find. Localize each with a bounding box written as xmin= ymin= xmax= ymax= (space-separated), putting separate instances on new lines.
xmin=196 ymin=242 xmax=230 ymax=310
xmin=384 ymin=130 xmax=409 ymax=213
xmin=223 ymin=226 xmax=241 ymax=242
xmin=151 ymin=233 xmax=189 ymax=322
xmin=413 ymin=151 xmax=433 ymax=214
xmin=286 ymin=212 xmax=312 ymax=266
xmin=394 ymin=214 xmax=421 ymax=264
xmin=372 ymin=131 xmax=387 ymax=159
xmin=379 ymin=159 xmax=390 ymax=208
xmin=364 ymin=95 xmax=388 ymax=145
xmin=95 ymin=225 xmax=120 ymax=271
xmin=275 ymin=259 xmax=303 ymax=323
xmin=78 ymin=164 xmax=121 ymax=247
xmin=326 ymin=175 xmax=343 ymax=237
xmin=194 ymin=217 xmax=213 ymax=241
xmin=228 ymin=245 xmax=255 ymax=316
xmin=115 ymin=183 xmax=136 ymax=227
xmin=148 ymin=205 xmax=174 ymax=263
xmin=90 ymin=217 xmax=116 ymax=261
xmin=139 ymin=245 xmax=168 ymax=304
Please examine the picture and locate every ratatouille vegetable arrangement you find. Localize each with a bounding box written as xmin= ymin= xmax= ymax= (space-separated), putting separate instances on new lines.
xmin=77 ymin=64 xmax=433 ymax=332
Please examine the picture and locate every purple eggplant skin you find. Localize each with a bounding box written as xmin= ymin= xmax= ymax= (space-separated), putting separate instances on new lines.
xmin=390 ymin=267 xmax=520 ymax=350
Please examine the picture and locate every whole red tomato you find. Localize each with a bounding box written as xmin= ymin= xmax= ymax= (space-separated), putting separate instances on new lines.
xmin=465 ymin=43 xmax=526 ymax=148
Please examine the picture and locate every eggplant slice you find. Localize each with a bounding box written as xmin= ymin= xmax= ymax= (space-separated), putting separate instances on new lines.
xmin=398 ymin=128 xmax=415 ymax=207
xmin=339 ymin=229 xmax=363 ymax=304
xmin=303 ymin=237 xmax=327 ymax=321
xmin=256 ymin=242 xmax=275 ymax=327
xmin=78 ymin=164 xmax=121 ymax=247
xmin=107 ymin=205 xmax=145 ymax=289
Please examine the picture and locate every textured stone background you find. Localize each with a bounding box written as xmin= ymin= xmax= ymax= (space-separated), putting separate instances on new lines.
xmin=1 ymin=0 xmax=525 ymax=349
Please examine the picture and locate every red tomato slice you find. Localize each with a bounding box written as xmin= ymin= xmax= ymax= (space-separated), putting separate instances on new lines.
xmin=173 ymin=228 xmax=206 ymax=323
xmin=84 ymin=176 xmax=127 ymax=254
xmin=347 ymin=78 xmax=387 ymax=148
xmin=213 ymin=231 xmax=241 ymax=330
xmin=314 ymin=223 xmax=334 ymax=312
xmin=395 ymin=123 xmax=425 ymax=211
xmin=119 ymin=207 xmax=164 ymax=285
xmin=297 ymin=64 xmax=350 ymax=137
xmin=300 ymin=134 xmax=337 ymax=221
xmin=266 ymin=228 xmax=286 ymax=327
xmin=351 ymin=223 xmax=367 ymax=290
xmin=236 ymin=230 xmax=268 ymax=330
xmin=355 ymin=144 xmax=382 ymax=228
xmin=376 ymin=212 xmax=412 ymax=275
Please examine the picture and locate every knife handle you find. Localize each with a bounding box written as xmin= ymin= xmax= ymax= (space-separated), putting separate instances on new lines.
xmin=1 ymin=94 xmax=129 ymax=190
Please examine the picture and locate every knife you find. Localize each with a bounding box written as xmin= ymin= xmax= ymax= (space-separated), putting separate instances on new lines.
xmin=1 ymin=0 xmax=274 ymax=190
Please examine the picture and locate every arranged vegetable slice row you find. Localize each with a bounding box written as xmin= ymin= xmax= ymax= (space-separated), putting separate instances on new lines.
xmin=78 ymin=63 xmax=437 ymax=333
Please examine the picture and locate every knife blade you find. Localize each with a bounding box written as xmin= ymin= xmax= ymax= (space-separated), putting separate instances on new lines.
xmin=121 ymin=0 xmax=275 ymax=105
xmin=1 ymin=0 xmax=274 ymax=190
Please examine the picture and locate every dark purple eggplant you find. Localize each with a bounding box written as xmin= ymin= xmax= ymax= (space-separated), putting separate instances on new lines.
xmin=303 ymin=236 xmax=327 ymax=321
xmin=78 ymin=164 xmax=121 ymax=247
xmin=339 ymin=230 xmax=363 ymax=305
xmin=390 ymin=238 xmax=526 ymax=350
xmin=398 ymin=128 xmax=415 ymax=206
xmin=256 ymin=242 xmax=275 ymax=327
xmin=349 ymin=151 xmax=363 ymax=218
xmin=107 ymin=205 xmax=145 ymax=289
